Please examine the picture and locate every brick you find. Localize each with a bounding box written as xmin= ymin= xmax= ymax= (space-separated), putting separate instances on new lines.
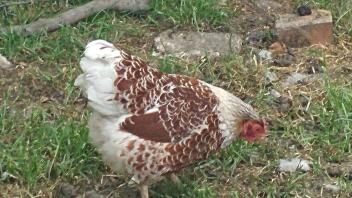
xmin=275 ymin=9 xmax=333 ymax=48
xmin=256 ymin=0 xmax=282 ymax=12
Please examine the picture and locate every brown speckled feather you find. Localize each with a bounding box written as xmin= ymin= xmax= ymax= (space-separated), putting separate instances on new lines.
xmin=76 ymin=40 xmax=262 ymax=187
xmin=112 ymin=46 xmax=224 ymax=177
xmin=115 ymin=48 xmax=219 ymax=143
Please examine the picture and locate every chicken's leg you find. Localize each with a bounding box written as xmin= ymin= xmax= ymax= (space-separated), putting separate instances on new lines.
xmin=138 ymin=184 xmax=149 ymax=198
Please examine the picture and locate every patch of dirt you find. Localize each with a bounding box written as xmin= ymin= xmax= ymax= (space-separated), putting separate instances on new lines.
xmin=54 ymin=183 xmax=78 ymax=198
xmin=52 ymin=175 xmax=140 ymax=198
xmin=229 ymin=0 xmax=292 ymax=34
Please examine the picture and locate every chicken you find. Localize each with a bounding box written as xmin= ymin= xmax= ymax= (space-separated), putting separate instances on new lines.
xmin=75 ymin=40 xmax=266 ymax=198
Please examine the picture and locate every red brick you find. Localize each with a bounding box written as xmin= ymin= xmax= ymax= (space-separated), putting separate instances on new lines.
xmin=275 ymin=9 xmax=333 ymax=48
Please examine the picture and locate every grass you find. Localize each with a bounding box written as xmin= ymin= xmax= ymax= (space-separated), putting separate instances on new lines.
xmin=1 ymin=0 xmax=352 ymax=197
xmin=0 ymin=105 xmax=102 ymax=186
xmin=316 ymin=82 xmax=352 ymax=154
xmin=148 ymin=0 xmax=233 ymax=31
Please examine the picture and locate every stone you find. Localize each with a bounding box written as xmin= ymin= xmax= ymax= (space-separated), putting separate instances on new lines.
xmin=267 ymin=89 xmax=292 ymax=113
xmin=306 ymin=58 xmax=324 ymax=74
xmin=268 ymin=41 xmax=287 ymax=55
xmin=265 ymin=71 xmax=278 ymax=83
xmin=278 ymin=158 xmax=311 ymax=172
xmin=255 ymin=0 xmax=282 ymax=12
xmin=258 ymin=49 xmax=273 ymax=60
xmin=245 ymin=30 xmax=273 ymax=47
xmin=274 ymin=53 xmax=294 ymax=67
xmin=326 ymin=162 xmax=352 ymax=179
xmin=1 ymin=171 xmax=17 ymax=181
xmin=275 ymin=96 xmax=292 ymax=113
xmin=269 ymin=89 xmax=281 ymax=98
xmin=327 ymin=164 xmax=343 ymax=177
xmin=0 ymin=54 xmax=13 ymax=69
xmin=283 ymin=72 xmax=309 ymax=86
xmin=275 ymin=9 xmax=333 ymax=48
xmin=323 ymin=184 xmax=340 ymax=193
xmin=154 ymin=30 xmax=242 ymax=58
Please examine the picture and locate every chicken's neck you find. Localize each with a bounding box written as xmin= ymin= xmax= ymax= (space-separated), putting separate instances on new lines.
xmin=203 ymin=83 xmax=259 ymax=148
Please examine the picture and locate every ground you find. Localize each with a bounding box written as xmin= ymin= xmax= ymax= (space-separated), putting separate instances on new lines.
xmin=0 ymin=0 xmax=351 ymax=197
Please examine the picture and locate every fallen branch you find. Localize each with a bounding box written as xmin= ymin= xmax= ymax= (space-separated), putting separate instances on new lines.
xmin=0 ymin=1 xmax=37 ymax=9
xmin=0 ymin=0 xmax=149 ymax=35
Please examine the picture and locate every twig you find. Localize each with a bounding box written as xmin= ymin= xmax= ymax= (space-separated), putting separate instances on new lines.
xmin=0 ymin=0 xmax=148 ymax=35
xmin=1 ymin=0 xmax=119 ymax=35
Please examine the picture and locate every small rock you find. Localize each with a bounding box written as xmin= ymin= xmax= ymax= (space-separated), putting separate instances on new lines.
xmin=245 ymin=30 xmax=274 ymax=46
xmin=268 ymin=41 xmax=287 ymax=55
xmin=278 ymin=158 xmax=311 ymax=172
xmin=306 ymin=58 xmax=324 ymax=74
xmin=1 ymin=171 xmax=18 ymax=181
xmin=297 ymin=5 xmax=312 ymax=16
xmin=284 ymin=72 xmax=309 ymax=86
xmin=274 ymin=53 xmax=294 ymax=67
xmin=288 ymin=144 xmax=296 ymax=150
xmin=256 ymin=0 xmax=283 ymax=12
xmin=275 ymin=96 xmax=292 ymax=113
xmin=327 ymin=164 xmax=343 ymax=177
xmin=269 ymin=89 xmax=281 ymax=98
xmin=0 ymin=54 xmax=13 ymax=69
xmin=258 ymin=50 xmax=273 ymax=60
xmin=323 ymin=184 xmax=340 ymax=193
xmin=154 ymin=30 xmax=242 ymax=58
xmin=56 ymin=183 xmax=77 ymax=198
xmin=326 ymin=163 xmax=352 ymax=179
xmin=267 ymin=89 xmax=292 ymax=113
xmin=265 ymin=71 xmax=278 ymax=83
xmin=85 ymin=190 xmax=104 ymax=198
xmin=275 ymin=9 xmax=333 ymax=47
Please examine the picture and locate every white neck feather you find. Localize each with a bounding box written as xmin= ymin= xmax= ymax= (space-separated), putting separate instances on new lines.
xmin=203 ymin=82 xmax=258 ymax=148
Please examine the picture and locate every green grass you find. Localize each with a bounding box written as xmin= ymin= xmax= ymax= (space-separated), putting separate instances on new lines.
xmin=0 ymin=104 xmax=102 ymax=186
xmin=1 ymin=0 xmax=352 ymax=197
xmin=315 ymin=82 xmax=352 ymax=154
xmin=148 ymin=0 xmax=233 ymax=31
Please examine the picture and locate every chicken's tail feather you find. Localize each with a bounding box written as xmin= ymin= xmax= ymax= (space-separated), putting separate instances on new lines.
xmin=75 ymin=40 xmax=127 ymax=117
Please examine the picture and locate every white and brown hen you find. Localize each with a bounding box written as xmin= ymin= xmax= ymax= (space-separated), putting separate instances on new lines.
xmin=75 ymin=40 xmax=266 ymax=198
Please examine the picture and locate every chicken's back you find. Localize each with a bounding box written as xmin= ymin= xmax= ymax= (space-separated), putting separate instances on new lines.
xmin=74 ymin=40 xmax=256 ymax=185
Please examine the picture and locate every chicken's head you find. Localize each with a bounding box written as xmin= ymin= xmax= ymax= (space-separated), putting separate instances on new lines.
xmin=239 ymin=119 xmax=266 ymax=143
